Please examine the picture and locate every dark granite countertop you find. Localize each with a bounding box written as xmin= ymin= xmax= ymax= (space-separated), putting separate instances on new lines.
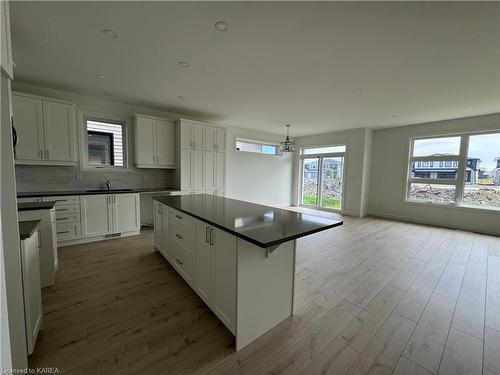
xmin=18 ymin=201 xmax=56 ymax=211
xmin=153 ymin=194 xmax=343 ymax=248
xmin=19 ymin=220 xmax=40 ymax=240
xmin=17 ymin=188 xmax=179 ymax=198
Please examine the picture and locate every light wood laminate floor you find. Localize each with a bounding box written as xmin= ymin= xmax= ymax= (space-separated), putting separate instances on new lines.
xmin=29 ymin=215 xmax=500 ymax=375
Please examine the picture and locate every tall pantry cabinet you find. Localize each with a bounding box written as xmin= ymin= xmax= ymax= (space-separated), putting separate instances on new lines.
xmin=177 ymin=119 xmax=226 ymax=195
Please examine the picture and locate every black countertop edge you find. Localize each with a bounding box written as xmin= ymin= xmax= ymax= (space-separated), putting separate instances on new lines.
xmin=18 ymin=201 xmax=56 ymax=211
xmin=17 ymin=188 xmax=180 ymax=198
xmin=19 ymin=220 xmax=41 ymax=240
xmin=154 ymin=197 xmax=343 ymax=248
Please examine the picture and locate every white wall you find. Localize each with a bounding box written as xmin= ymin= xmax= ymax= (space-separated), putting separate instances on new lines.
xmin=293 ymin=127 xmax=372 ymax=217
xmin=369 ymin=112 xmax=500 ymax=236
xmin=225 ymin=126 xmax=293 ymax=206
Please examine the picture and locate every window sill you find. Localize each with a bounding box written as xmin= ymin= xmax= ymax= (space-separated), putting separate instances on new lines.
xmin=405 ymin=200 xmax=500 ymax=214
xmin=80 ymin=165 xmax=133 ymax=173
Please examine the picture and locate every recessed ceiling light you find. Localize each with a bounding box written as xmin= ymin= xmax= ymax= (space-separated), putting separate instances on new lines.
xmin=97 ymin=74 xmax=109 ymax=80
xmin=102 ymin=29 xmax=118 ymax=39
xmin=177 ymin=95 xmax=185 ymax=100
xmin=353 ymin=89 xmax=362 ymax=94
xmin=214 ymin=21 xmax=228 ymax=31
xmin=178 ymin=61 xmax=189 ymax=68
xmin=392 ymin=115 xmax=399 ymax=118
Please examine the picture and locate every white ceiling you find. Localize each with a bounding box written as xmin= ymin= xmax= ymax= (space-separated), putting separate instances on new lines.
xmin=10 ymin=1 xmax=500 ymax=136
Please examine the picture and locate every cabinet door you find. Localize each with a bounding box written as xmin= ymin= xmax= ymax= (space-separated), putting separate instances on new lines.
xmin=180 ymin=149 xmax=193 ymax=190
xmin=21 ymin=232 xmax=42 ymax=355
xmin=154 ymin=201 xmax=163 ymax=251
xmin=204 ymin=126 xmax=216 ymax=151
xmin=43 ymin=101 xmax=76 ymax=162
xmin=204 ymin=151 xmax=216 ymax=190
xmin=113 ymin=193 xmax=140 ymax=233
xmin=192 ymin=150 xmax=205 ymax=191
xmin=212 ymin=227 xmax=236 ymax=333
xmin=12 ymin=95 xmax=44 ymax=161
xmin=179 ymin=120 xmax=192 ymax=149
xmin=135 ymin=116 xmax=156 ymax=166
xmin=1 ymin=0 xmax=13 ymax=79
xmin=195 ymin=221 xmax=212 ymax=305
xmin=215 ymin=128 xmax=226 ymax=152
xmin=215 ymin=153 xmax=226 ymax=190
xmin=80 ymin=195 xmax=112 ymax=237
xmin=161 ymin=205 xmax=170 ymax=259
xmin=192 ymin=122 xmax=205 ymax=150
xmin=155 ymin=120 xmax=176 ymax=167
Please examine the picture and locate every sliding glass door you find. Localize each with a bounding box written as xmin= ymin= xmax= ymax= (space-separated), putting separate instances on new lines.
xmin=300 ymin=146 xmax=346 ymax=212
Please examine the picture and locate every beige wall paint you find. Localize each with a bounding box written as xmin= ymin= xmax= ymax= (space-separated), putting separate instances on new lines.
xmin=369 ymin=112 xmax=500 ymax=236
xmin=293 ymin=127 xmax=372 ymax=217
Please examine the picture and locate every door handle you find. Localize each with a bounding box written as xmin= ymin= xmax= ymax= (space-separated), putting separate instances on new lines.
xmin=209 ymin=228 xmax=214 ymax=245
xmin=205 ymin=226 xmax=210 ymax=243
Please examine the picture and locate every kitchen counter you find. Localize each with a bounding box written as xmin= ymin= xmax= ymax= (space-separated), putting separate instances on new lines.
xmin=17 ymin=187 xmax=179 ymax=198
xmin=154 ymin=194 xmax=343 ymax=248
xmin=18 ymin=201 xmax=56 ymax=211
xmin=19 ymin=220 xmax=41 ymax=240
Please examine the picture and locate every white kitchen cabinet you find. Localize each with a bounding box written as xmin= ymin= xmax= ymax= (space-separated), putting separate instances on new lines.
xmin=80 ymin=195 xmax=112 ymax=237
xmin=215 ymin=152 xmax=226 ymax=190
xmin=13 ymin=92 xmax=77 ymax=165
xmin=192 ymin=122 xmax=205 ymax=150
xmin=42 ymin=100 xmax=77 ymax=162
xmin=12 ymin=95 xmax=44 ymax=161
xmin=1 ymin=0 xmax=13 ymax=79
xmin=135 ymin=115 xmax=175 ymax=169
xmin=194 ymin=221 xmax=212 ymax=306
xmin=113 ymin=193 xmax=140 ymax=232
xmin=204 ymin=126 xmax=215 ymax=151
xmin=161 ymin=204 xmax=170 ymax=260
xmin=192 ymin=151 xmax=205 ymax=191
xmin=204 ymin=151 xmax=216 ymax=190
xmin=180 ymin=149 xmax=193 ymax=190
xmin=81 ymin=194 xmax=140 ymax=238
xmin=153 ymin=200 xmax=163 ymax=251
xmin=20 ymin=230 xmax=42 ymax=355
xmin=179 ymin=119 xmax=193 ymax=149
xmin=215 ymin=128 xmax=226 ymax=152
xmin=170 ymin=222 xmax=195 ymax=285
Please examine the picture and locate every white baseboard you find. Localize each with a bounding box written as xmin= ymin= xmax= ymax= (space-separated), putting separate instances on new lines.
xmin=58 ymin=230 xmax=141 ymax=247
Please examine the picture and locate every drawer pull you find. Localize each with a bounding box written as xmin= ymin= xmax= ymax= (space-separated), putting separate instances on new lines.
xmin=56 ymin=217 xmax=68 ymax=221
xmin=175 ymin=233 xmax=183 ymax=239
xmin=175 ymin=214 xmax=182 ymax=219
xmin=175 ymin=258 xmax=184 ymax=265
xmin=57 ymin=230 xmax=70 ymax=235
xmin=56 ymin=208 xmax=68 ymax=212
xmin=205 ymin=226 xmax=210 ymax=243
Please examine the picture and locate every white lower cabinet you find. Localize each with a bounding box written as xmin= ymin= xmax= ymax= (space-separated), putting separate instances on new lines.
xmin=20 ymin=230 xmax=42 ymax=355
xmin=154 ymin=200 xmax=163 ymax=251
xmin=195 ymin=221 xmax=212 ymax=305
xmin=81 ymin=194 xmax=140 ymax=238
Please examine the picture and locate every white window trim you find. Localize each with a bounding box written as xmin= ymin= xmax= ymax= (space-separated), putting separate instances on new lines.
xmin=78 ymin=110 xmax=132 ymax=172
xmin=405 ymin=130 xmax=500 ymax=210
xmin=298 ymin=145 xmax=348 ymax=213
xmin=233 ymin=136 xmax=283 ymax=157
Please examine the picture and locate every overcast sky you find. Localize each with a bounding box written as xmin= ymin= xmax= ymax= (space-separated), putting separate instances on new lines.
xmin=415 ymin=134 xmax=500 ymax=171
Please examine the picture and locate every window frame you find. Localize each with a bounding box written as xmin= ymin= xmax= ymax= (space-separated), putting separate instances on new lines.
xmin=234 ymin=136 xmax=282 ymax=157
xmin=79 ymin=110 xmax=131 ymax=172
xmin=405 ymin=130 xmax=500 ymax=211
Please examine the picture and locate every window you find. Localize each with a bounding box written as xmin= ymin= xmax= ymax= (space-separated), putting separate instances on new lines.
xmin=302 ymin=145 xmax=346 ymax=155
xmin=407 ymin=132 xmax=500 ymax=210
xmin=235 ymin=138 xmax=280 ymax=156
xmin=83 ymin=115 xmax=127 ymax=169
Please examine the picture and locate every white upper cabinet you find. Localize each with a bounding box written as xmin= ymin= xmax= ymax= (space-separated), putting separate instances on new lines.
xmin=180 ymin=119 xmax=193 ymax=149
xmin=204 ymin=151 xmax=216 ymax=190
xmin=42 ymin=101 xmax=76 ymax=162
xmin=12 ymin=95 xmax=44 ymax=161
xmin=180 ymin=149 xmax=193 ymax=191
xmin=13 ymin=93 xmax=77 ymax=165
xmin=215 ymin=128 xmax=226 ymax=152
xmin=1 ymin=0 xmax=13 ymax=79
xmin=205 ymin=126 xmax=216 ymax=151
xmin=192 ymin=150 xmax=205 ymax=191
xmin=135 ymin=114 xmax=175 ymax=169
xmin=192 ymin=122 xmax=205 ymax=150
xmin=215 ymin=152 xmax=226 ymax=190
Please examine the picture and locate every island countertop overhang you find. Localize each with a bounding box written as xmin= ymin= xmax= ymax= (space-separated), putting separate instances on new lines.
xmin=153 ymin=194 xmax=343 ymax=248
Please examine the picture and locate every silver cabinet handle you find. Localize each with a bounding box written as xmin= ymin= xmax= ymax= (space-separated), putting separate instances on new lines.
xmin=175 ymin=214 xmax=182 ymax=220
xmin=57 ymin=230 xmax=70 ymax=235
xmin=205 ymin=226 xmax=210 ymax=243
xmin=113 ymin=195 xmax=116 ymax=203
xmin=46 ymin=149 xmax=49 ymax=159
xmin=175 ymin=233 xmax=183 ymax=239
xmin=209 ymin=228 xmax=214 ymax=245
xmin=40 ymin=150 xmax=44 ymax=159
xmin=56 ymin=208 xmax=68 ymax=212
xmin=176 ymin=258 xmax=183 ymax=265
xmin=56 ymin=217 xmax=68 ymax=221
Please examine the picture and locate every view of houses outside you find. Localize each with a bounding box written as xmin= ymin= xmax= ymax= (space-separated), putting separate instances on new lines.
xmin=409 ymin=133 xmax=500 ymax=208
xmin=302 ymin=157 xmax=343 ymax=209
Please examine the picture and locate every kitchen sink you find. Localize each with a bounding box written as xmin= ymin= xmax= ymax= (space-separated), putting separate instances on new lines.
xmin=86 ymin=189 xmax=134 ymax=193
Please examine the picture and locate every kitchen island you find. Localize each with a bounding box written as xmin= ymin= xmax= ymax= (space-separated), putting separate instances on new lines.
xmin=153 ymin=194 xmax=343 ymax=350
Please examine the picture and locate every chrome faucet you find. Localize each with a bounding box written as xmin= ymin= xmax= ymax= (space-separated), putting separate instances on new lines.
xmin=105 ymin=180 xmax=111 ymax=191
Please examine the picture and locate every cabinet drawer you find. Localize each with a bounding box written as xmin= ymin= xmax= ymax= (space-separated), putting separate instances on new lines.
xmin=170 ymin=221 xmax=194 ymax=250
xmin=17 ymin=197 xmax=42 ymax=203
xmin=170 ymin=237 xmax=194 ymax=284
xmin=169 ymin=207 xmax=195 ymax=230
xmin=56 ymin=222 xmax=81 ymax=241
xmin=55 ymin=213 xmax=80 ymax=224
xmin=54 ymin=204 xmax=80 ymax=215
xmin=42 ymin=195 xmax=80 ymax=206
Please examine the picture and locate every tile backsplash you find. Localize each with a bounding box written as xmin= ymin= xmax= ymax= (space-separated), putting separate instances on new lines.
xmin=15 ymin=165 xmax=176 ymax=192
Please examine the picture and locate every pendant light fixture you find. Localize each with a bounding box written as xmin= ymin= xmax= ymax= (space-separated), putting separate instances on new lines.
xmin=280 ymin=124 xmax=295 ymax=153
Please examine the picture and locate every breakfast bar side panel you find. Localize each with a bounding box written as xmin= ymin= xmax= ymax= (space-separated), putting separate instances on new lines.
xmin=235 ymin=239 xmax=296 ymax=351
